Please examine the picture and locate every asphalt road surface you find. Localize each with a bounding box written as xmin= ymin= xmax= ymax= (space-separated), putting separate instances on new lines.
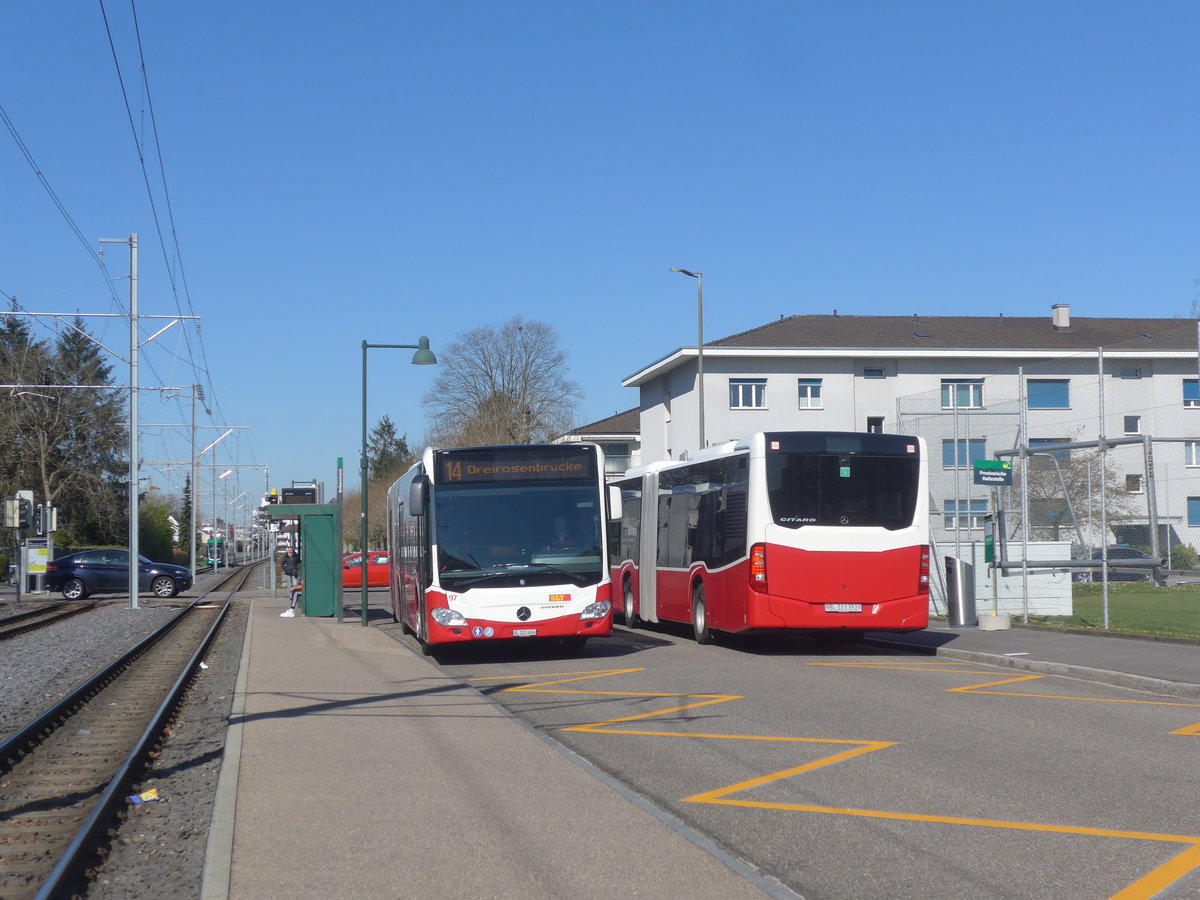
xmin=415 ymin=622 xmax=1200 ymax=900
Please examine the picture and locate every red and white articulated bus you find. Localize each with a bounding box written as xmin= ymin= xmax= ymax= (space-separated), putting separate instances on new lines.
xmin=387 ymin=443 xmax=622 ymax=653
xmin=608 ymin=431 xmax=930 ymax=645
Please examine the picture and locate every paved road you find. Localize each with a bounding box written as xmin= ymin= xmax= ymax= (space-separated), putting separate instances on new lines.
xmin=413 ymin=622 xmax=1200 ymax=900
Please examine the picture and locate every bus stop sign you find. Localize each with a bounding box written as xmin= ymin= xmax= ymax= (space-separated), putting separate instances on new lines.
xmin=973 ymin=459 xmax=1012 ymax=487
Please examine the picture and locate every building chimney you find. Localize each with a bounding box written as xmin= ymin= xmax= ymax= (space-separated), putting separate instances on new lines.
xmin=1052 ymin=303 xmax=1070 ymax=330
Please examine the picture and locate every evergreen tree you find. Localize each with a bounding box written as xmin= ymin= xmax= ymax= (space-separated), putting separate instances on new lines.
xmin=366 ymin=415 xmax=412 ymax=484
xmin=50 ymin=317 xmax=126 ymax=545
xmin=0 ymin=300 xmax=35 ymax=497
xmin=179 ymin=475 xmax=193 ymax=555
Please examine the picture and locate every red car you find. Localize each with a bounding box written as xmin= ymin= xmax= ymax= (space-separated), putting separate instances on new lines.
xmin=342 ymin=552 xmax=391 ymax=588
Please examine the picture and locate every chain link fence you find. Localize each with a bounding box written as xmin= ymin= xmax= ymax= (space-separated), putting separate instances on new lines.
xmin=897 ymin=335 xmax=1200 ymax=619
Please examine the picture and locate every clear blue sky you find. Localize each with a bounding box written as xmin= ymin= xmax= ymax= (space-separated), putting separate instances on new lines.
xmin=4 ymin=2 xmax=1198 ymax=507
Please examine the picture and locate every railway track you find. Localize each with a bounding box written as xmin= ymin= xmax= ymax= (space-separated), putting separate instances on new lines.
xmin=0 ymin=564 xmax=259 ymax=900
xmin=0 ymin=602 xmax=98 ymax=641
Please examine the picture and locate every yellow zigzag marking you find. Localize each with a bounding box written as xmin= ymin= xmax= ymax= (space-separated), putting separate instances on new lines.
xmin=469 ymin=666 xmax=1200 ymax=899
xmin=811 ymin=662 xmax=1200 ymax=735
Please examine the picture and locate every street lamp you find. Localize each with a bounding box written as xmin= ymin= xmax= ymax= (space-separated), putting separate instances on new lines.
xmin=361 ymin=337 xmax=436 ymax=627
xmin=669 ymin=268 xmax=704 ymax=450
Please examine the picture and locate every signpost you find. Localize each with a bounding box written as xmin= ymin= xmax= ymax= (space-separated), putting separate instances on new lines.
xmin=976 ymin=483 xmax=1011 ymax=630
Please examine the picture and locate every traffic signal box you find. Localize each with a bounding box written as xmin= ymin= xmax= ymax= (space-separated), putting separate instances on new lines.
xmin=2 ymin=496 xmax=50 ymax=532
xmin=3 ymin=498 xmax=24 ymax=529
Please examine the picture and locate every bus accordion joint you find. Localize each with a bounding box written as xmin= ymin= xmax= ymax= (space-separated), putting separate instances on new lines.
xmin=750 ymin=542 xmax=767 ymax=593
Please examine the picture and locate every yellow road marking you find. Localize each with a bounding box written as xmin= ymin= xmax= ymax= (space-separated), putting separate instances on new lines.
xmin=468 ymin=665 xmax=1200 ymax=898
xmin=814 ymin=662 xmax=1200 ymax=733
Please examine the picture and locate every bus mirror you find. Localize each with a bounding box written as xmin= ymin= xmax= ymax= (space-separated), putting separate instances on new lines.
xmin=607 ymin=484 xmax=622 ymax=521
xmin=409 ymin=476 xmax=428 ymax=515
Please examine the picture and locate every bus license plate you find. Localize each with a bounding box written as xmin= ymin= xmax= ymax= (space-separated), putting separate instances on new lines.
xmin=825 ymin=603 xmax=862 ymax=613
xmin=513 ymin=628 xmax=537 ymax=637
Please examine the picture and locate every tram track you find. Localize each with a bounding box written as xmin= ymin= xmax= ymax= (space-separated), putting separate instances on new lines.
xmin=0 ymin=602 xmax=98 ymax=641
xmin=0 ymin=564 xmax=259 ymax=900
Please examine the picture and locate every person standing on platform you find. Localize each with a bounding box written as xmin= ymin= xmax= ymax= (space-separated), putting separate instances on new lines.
xmin=281 ymin=546 xmax=301 ymax=588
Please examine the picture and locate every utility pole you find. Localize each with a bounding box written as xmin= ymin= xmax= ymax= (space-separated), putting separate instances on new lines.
xmin=102 ymin=234 xmax=141 ymax=609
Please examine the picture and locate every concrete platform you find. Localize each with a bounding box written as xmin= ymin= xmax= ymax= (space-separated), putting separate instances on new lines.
xmin=201 ymin=590 xmax=782 ymax=900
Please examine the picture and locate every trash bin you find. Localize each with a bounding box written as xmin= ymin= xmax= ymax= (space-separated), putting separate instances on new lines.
xmin=945 ymin=556 xmax=978 ymax=628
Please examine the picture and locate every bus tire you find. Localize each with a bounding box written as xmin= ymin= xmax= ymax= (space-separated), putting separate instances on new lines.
xmin=623 ymin=580 xmax=639 ymax=628
xmin=562 ymin=636 xmax=588 ymax=652
xmin=692 ymin=583 xmax=713 ymax=645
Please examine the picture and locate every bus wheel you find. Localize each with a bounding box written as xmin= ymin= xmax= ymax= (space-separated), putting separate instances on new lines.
xmin=562 ymin=636 xmax=588 ymax=652
xmin=692 ymin=583 xmax=713 ymax=645
xmin=623 ymin=581 xmax=639 ymax=628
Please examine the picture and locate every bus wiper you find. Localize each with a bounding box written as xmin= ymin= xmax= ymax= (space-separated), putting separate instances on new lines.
xmin=512 ymin=562 xmax=591 ymax=586
xmin=440 ymin=572 xmax=500 ymax=590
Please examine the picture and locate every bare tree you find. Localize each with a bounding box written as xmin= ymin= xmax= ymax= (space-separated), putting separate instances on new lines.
xmin=1013 ymin=442 xmax=1138 ymax=545
xmin=422 ymin=317 xmax=582 ymax=446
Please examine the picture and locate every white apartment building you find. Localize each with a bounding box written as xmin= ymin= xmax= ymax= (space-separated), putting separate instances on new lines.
xmin=619 ymin=304 xmax=1200 ymax=558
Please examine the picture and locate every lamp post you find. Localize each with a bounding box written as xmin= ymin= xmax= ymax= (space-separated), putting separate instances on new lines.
xmin=669 ymin=268 xmax=704 ymax=450
xmin=361 ymin=337 xmax=437 ymax=627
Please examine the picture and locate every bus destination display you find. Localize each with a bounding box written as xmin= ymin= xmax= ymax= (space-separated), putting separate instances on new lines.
xmin=436 ymin=447 xmax=595 ymax=483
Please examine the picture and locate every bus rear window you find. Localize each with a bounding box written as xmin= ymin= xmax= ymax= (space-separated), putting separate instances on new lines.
xmin=766 ymin=452 xmax=919 ymax=530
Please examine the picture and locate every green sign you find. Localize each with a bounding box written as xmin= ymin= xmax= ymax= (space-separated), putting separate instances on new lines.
xmin=973 ymin=459 xmax=1011 ymax=470
xmin=973 ymin=459 xmax=1013 ymax=486
xmin=983 ymin=514 xmax=994 ymax=563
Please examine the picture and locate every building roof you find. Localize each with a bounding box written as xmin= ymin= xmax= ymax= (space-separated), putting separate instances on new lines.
xmin=710 ymin=313 xmax=1199 ymax=352
xmin=624 ymin=311 xmax=1200 ymax=387
xmin=565 ymin=407 xmax=640 ymax=437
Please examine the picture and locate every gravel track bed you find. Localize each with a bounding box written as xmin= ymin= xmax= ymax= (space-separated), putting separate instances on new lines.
xmin=0 ymin=592 xmax=249 ymax=900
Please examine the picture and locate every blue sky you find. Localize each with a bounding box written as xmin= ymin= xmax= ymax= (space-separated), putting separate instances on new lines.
xmin=4 ymin=2 xmax=1198 ymax=507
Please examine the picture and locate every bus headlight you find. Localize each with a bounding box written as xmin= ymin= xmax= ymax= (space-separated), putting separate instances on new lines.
xmin=430 ymin=607 xmax=467 ymax=627
xmin=579 ymin=600 xmax=611 ymax=620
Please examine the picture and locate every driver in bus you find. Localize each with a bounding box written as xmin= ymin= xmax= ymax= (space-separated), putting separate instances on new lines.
xmin=547 ymin=515 xmax=576 ymax=550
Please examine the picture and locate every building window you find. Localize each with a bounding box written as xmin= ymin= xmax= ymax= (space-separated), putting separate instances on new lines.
xmin=1189 ymin=497 xmax=1200 ymax=527
xmin=797 ymin=378 xmax=822 ymax=409
xmin=943 ymin=499 xmax=987 ymax=530
xmin=863 ymin=367 xmax=885 ymax=379
xmin=1185 ymin=379 xmax=1199 ymax=408
xmin=729 ymin=378 xmax=766 ymax=409
xmin=600 ymin=442 xmax=632 ymax=475
xmin=1124 ymin=415 xmax=1141 ymax=435
xmin=942 ymin=438 xmax=986 ymax=469
xmin=1118 ymin=367 xmax=1142 ymax=379
xmin=866 ymin=416 xmax=884 ymax=433
xmin=1027 ymin=379 xmax=1069 ymax=409
xmin=941 ymin=379 xmax=983 ymax=409
xmin=1029 ymin=437 xmax=1071 ymax=462
xmin=1186 ymin=441 xmax=1200 ymax=467
xmin=1126 ymin=474 xmax=1143 ymax=494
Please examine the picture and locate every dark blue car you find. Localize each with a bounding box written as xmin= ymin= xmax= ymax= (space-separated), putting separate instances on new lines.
xmin=44 ymin=549 xmax=193 ymax=600
xmin=1091 ymin=547 xmax=1157 ymax=582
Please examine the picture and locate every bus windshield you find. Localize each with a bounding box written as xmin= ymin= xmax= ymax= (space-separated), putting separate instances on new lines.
xmin=766 ymin=450 xmax=920 ymax=530
xmin=433 ymin=482 xmax=604 ymax=591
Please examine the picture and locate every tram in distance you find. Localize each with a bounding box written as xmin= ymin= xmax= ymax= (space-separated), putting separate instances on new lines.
xmin=609 ymin=431 xmax=930 ymax=645
xmin=387 ymin=442 xmax=622 ymax=653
